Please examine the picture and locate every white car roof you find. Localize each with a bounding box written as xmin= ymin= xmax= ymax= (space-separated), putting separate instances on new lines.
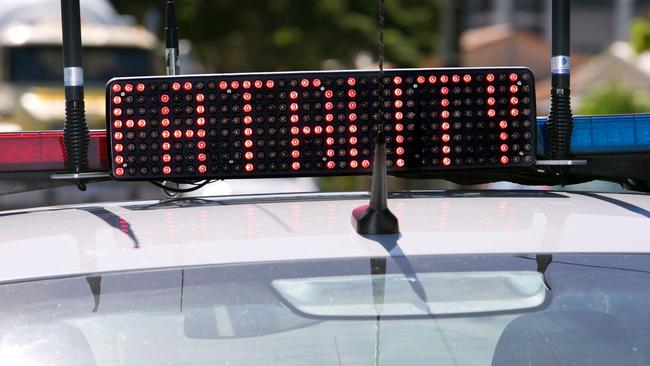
xmin=0 ymin=190 xmax=648 ymax=284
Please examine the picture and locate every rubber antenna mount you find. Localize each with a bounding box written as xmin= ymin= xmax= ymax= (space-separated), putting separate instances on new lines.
xmin=351 ymin=133 xmax=399 ymax=235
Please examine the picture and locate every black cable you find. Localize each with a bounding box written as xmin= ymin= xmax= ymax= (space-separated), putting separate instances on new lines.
xmin=149 ymin=180 xmax=213 ymax=193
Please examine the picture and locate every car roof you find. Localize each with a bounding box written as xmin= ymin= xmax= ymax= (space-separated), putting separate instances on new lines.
xmin=0 ymin=190 xmax=648 ymax=284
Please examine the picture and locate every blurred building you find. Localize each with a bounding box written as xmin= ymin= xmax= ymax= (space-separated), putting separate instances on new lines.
xmin=460 ymin=24 xmax=552 ymax=81
xmin=565 ymin=41 xmax=650 ymax=109
xmin=455 ymin=23 xmax=590 ymax=115
xmin=450 ymin=0 xmax=650 ymax=114
xmin=0 ymin=0 xmax=159 ymax=131
xmin=462 ymin=0 xmax=650 ymax=54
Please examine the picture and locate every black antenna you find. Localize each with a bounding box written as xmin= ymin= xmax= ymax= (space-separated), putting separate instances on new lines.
xmin=165 ymin=0 xmax=180 ymax=75
xmin=60 ymin=0 xmax=89 ymax=190
xmin=440 ymin=0 xmax=461 ymax=67
xmin=159 ymin=0 xmax=183 ymax=197
xmin=547 ymin=0 xmax=572 ymax=160
xmin=351 ymin=0 xmax=399 ymax=235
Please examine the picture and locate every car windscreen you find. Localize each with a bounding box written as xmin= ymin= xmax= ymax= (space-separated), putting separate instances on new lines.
xmin=8 ymin=45 xmax=154 ymax=84
xmin=1 ymin=254 xmax=649 ymax=365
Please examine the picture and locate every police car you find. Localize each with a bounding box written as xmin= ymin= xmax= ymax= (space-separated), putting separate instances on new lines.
xmin=1 ymin=0 xmax=650 ymax=365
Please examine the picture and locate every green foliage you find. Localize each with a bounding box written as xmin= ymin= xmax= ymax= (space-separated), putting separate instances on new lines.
xmin=112 ymin=0 xmax=438 ymax=72
xmin=578 ymin=83 xmax=650 ymax=115
xmin=111 ymin=1 xmax=444 ymax=192
xmin=631 ymin=15 xmax=650 ymax=53
xmin=318 ymin=176 xmax=369 ymax=192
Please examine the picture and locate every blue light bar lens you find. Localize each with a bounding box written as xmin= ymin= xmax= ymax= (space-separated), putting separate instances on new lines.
xmin=537 ymin=114 xmax=650 ymax=155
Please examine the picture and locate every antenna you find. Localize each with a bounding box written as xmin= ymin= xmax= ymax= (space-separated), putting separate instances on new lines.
xmin=159 ymin=0 xmax=183 ymax=196
xmin=59 ymin=0 xmax=90 ymax=190
xmin=351 ymin=0 xmax=399 ymax=235
xmin=547 ymin=0 xmax=572 ymax=160
xmin=536 ymin=0 xmax=585 ymax=168
xmin=165 ymin=0 xmax=180 ymax=76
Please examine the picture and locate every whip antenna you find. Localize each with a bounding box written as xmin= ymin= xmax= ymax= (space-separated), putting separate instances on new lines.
xmin=351 ymin=0 xmax=399 ymax=235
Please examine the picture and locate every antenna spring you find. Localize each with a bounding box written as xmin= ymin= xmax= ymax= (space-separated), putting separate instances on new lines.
xmin=63 ymin=99 xmax=89 ymax=173
xmin=547 ymin=88 xmax=573 ymax=159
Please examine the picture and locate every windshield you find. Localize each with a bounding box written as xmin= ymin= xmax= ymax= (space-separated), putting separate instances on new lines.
xmin=1 ymin=253 xmax=649 ymax=365
xmin=8 ymin=46 xmax=154 ymax=85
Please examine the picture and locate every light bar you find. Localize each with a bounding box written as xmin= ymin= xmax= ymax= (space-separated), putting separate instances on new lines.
xmin=537 ymin=114 xmax=650 ymax=155
xmin=106 ymin=68 xmax=537 ymax=180
xmin=0 ymin=131 xmax=107 ymax=172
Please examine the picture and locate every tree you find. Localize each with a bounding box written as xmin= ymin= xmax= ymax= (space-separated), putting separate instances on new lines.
xmin=111 ymin=0 xmax=439 ymax=72
xmin=111 ymin=0 xmax=441 ymax=192
xmin=631 ymin=13 xmax=650 ymax=53
xmin=578 ymin=83 xmax=650 ymax=115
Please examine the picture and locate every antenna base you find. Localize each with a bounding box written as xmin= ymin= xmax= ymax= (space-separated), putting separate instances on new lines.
xmin=351 ymin=204 xmax=399 ymax=235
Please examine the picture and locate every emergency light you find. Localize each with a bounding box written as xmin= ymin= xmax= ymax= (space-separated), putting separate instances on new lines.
xmin=4 ymin=113 xmax=650 ymax=174
xmin=538 ymin=114 xmax=650 ymax=155
xmin=0 ymin=131 xmax=106 ymax=172
xmin=105 ymin=68 xmax=537 ymax=180
xmin=0 ymin=0 xmax=649 ymax=198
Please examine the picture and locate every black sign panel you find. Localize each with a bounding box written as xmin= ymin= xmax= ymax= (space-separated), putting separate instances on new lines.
xmin=107 ymin=68 xmax=536 ymax=180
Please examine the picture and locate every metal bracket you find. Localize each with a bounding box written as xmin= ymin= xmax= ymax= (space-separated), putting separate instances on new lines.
xmin=51 ymin=171 xmax=111 ymax=180
xmin=536 ymin=160 xmax=587 ymax=166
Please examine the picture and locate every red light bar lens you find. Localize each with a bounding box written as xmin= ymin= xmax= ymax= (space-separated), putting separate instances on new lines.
xmin=0 ymin=131 xmax=107 ymax=172
xmin=107 ymin=68 xmax=536 ymax=180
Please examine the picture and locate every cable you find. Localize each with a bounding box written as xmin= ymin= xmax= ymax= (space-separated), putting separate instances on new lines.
xmin=149 ymin=180 xmax=213 ymax=193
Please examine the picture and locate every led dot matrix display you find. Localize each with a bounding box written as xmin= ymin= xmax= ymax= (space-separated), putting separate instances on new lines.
xmin=107 ymin=68 xmax=536 ymax=180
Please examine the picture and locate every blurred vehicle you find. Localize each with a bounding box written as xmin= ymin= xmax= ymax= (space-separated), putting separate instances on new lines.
xmin=0 ymin=0 xmax=158 ymax=131
xmin=0 ymin=0 xmax=161 ymax=208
